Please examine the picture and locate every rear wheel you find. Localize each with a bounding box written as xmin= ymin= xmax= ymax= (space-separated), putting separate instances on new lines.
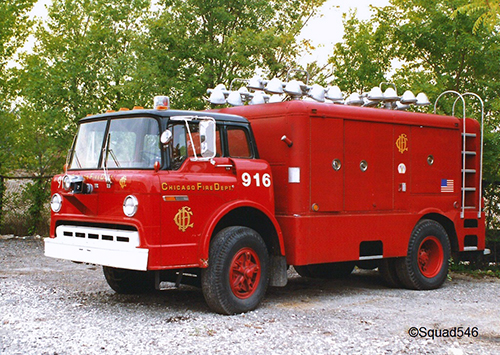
xmin=201 ymin=226 xmax=269 ymax=315
xmin=396 ymin=220 xmax=451 ymax=290
xmin=103 ymin=266 xmax=155 ymax=294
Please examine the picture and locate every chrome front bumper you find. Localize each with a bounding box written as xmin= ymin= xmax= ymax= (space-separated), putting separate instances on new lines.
xmin=45 ymin=225 xmax=149 ymax=271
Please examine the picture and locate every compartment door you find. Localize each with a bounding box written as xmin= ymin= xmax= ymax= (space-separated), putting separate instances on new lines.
xmin=310 ymin=117 xmax=344 ymax=212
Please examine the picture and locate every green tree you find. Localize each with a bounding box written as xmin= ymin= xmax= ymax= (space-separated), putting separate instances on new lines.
xmin=326 ymin=0 xmax=500 ymax=230
xmin=327 ymin=10 xmax=393 ymax=93
xmin=10 ymin=0 xmax=151 ymax=234
xmin=15 ymin=0 xmax=151 ymax=123
xmin=455 ymin=0 xmax=500 ymax=33
xmin=0 ymin=0 xmax=36 ymax=102
xmin=132 ymin=0 xmax=326 ymax=109
xmin=0 ymin=0 xmax=36 ymax=230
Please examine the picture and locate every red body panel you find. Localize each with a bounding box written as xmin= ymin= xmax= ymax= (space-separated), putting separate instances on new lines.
xmin=49 ymin=100 xmax=485 ymax=271
xmin=218 ymin=101 xmax=485 ymax=266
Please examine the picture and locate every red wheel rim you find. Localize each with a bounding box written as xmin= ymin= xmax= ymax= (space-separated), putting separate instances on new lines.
xmin=418 ymin=236 xmax=444 ymax=278
xmin=229 ymin=248 xmax=261 ymax=299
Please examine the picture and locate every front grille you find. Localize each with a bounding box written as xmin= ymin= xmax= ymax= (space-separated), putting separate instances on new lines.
xmin=55 ymin=225 xmax=140 ymax=249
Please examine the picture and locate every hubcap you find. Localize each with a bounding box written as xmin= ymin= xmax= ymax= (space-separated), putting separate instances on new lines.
xmin=418 ymin=236 xmax=444 ymax=278
xmin=229 ymin=248 xmax=261 ymax=299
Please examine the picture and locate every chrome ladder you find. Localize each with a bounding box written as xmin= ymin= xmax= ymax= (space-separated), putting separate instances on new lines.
xmin=434 ymin=91 xmax=484 ymax=219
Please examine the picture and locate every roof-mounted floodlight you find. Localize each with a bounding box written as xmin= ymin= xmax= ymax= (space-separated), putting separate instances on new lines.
xmin=227 ymin=91 xmax=244 ymax=106
xmin=249 ymin=92 xmax=269 ymax=105
xmin=308 ymin=84 xmax=326 ymax=102
xmin=207 ymin=87 xmax=227 ymax=105
xmin=367 ymin=87 xmax=384 ymax=102
xmin=395 ymin=101 xmax=410 ymax=110
xmin=383 ymin=87 xmax=399 ymax=102
xmin=325 ymin=86 xmax=344 ymax=103
xmin=400 ymin=90 xmax=417 ymax=104
xmin=269 ymin=94 xmax=283 ymax=103
xmin=362 ymin=97 xmax=379 ymax=107
xmin=265 ymin=78 xmax=284 ymax=94
xmin=248 ymin=76 xmax=266 ymax=91
xmin=284 ymin=80 xmax=304 ymax=99
xmin=415 ymin=92 xmax=431 ymax=106
xmin=345 ymin=93 xmax=364 ymax=106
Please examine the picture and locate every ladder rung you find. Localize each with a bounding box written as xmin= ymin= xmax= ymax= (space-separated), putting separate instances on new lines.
xmin=462 ymin=169 xmax=476 ymax=173
xmin=463 ymin=206 xmax=477 ymax=210
xmin=462 ymin=187 xmax=476 ymax=192
xmin=462 ymin=133 xmax=477 ymax=138
xmin=462 ymin=151 xmax=476 ymax=156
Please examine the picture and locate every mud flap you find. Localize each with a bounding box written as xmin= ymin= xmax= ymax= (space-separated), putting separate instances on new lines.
xmin=269 ymin=255 xmax=288 ymax=287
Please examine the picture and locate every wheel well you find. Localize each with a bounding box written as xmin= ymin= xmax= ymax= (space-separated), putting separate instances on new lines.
xmin=421 ymin=213 xmax=459 ymax=252
xmin=212 ymin=207 xmax=281 ymax=256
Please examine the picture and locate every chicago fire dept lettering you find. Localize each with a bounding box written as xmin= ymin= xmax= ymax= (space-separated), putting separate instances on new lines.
xmin=396 ymin=134 xmax=409 ymax=154
xmin=174 ymin=206 xmax=194 ymax=232
xmin=161 ymin=182 xmax=234 ymax=192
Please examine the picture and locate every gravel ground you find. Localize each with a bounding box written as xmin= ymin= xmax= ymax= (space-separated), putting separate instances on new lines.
xmin=1 ymin=236 xmax=499 ymax=355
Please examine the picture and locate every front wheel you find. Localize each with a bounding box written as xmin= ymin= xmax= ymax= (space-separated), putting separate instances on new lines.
xmin=201 ymin=226 xmax=269 ymax=315
xmin=396 ymin=220 xmax=451 ymax=290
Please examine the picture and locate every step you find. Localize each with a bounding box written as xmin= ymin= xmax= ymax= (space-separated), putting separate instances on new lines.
xmin=462 ymin=151 xmax=477 ymax=156
xmin=462 ymin=187 xmax=476 ymax=192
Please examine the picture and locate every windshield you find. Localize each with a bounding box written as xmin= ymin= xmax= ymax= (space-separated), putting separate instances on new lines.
xmin=68 ymin=117 xmax=161 ymax=170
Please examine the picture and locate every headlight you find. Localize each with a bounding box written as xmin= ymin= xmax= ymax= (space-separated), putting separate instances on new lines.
xmin=50 ymin=193 xmax=62 ymax=213
xmin=123 ymin=195 xmax=138 ymax=217
xmin=62 ymin=175 xmax=72 ymax=191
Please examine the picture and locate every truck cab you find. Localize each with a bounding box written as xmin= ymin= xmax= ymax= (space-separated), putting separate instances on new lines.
xmin=46 ymin=106 xmax=286 ymax=314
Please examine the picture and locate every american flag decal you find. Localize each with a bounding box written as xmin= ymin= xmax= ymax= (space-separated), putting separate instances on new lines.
xmin=441 ymin=179 xmax=454 ymax=193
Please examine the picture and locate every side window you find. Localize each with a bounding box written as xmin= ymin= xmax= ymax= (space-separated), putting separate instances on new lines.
xmin=227 ymin=126 xmax=251 ymax=158
xmin=168 ymin=122 xmax=222 ymax=170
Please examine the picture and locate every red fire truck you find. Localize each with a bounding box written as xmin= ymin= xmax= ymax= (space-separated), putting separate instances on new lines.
xmin=45 ymin=83 xmax=486 ymax=314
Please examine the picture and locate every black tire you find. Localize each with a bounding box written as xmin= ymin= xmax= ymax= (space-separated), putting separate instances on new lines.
xmin=201 ymin=226 xmax=269 ymax=315
xmin=396 ymin=220 xmax=451 ymax=290
xmin=379 ymin=258 xmax=403 ymax=288
xmin=103 ymin=266 xmax=156 ymax=294
xmin=294 ymin=262 xmax=355 ymax=279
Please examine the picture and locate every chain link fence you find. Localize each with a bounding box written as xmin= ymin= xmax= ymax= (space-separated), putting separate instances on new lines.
xmin=0 ymin=175 xmax=52 ymax=236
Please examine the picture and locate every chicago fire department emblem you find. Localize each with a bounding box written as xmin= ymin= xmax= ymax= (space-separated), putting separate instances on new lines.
xmin=119 ymin=176 xmax=127 ymax=189
xmin=174 ymin=206 xmax=194 ymax=232
xmin=396 ymin=134 xmax=409 ymax=154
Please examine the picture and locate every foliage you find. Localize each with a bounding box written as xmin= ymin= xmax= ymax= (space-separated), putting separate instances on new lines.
xmin=0 ymin=0 xmax=36 ymax=99
xmin=133 ymin=0 xmax=326 ymax=109
xmin=327 ymin=10 xmax=393 ymax=93
xmin=454 ymin=0 xmax=500 ymax=34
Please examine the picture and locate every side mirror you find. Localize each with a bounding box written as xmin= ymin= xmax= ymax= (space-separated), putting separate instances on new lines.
xmin=199 ymin=119 xmax=216 ymax=158
xmin=160 ymin=130 xmax=172 ymax=145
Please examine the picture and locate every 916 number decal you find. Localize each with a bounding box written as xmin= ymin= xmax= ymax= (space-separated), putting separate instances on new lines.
xmin=241 ymin=172 xmax=271 ymax=188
